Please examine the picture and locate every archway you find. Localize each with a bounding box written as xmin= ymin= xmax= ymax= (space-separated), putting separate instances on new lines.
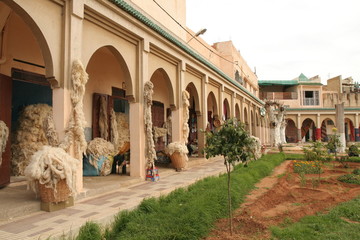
xmin=235 ymin=103 xmax=240 ymax=121
xmin=251 ymin=110 xmax=255 ymax=136
xmin=285 ymin=119 xmax=297 ymax=143
xmin=321 ymin=118 xmax=335 ymax=142
xmin=301 ymin=118 xmax=316 ymax=142
xmin=223 ymin=98 xmax=230 ymax=120
xmin=207 ymin=91 xmax=218 ymax=132
xmin=345 ymin=118 xmax=355 ymax=142
xmin=0 ymin=2 xmax=55 ymax=186
xmin=185 ymin=82 xmax=201 ymax=156
xmin=244 ymin=107 xmax=249 ymax=131
xmin=150 ymin=68 xmax=174 ymax=155
xmin=85 ymin=45 xmax=132 ymax=176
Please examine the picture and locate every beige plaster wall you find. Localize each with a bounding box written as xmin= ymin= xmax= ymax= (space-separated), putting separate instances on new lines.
xmin=184 ymin=70 xmax=202 ymax=112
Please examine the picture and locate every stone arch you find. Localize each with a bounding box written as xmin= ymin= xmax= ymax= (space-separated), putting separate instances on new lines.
xmin=244 ymin=107 xmax=249 ymax=131
xmin=150 ymin=68 xmax=175 ymax=108
xmin=186 ymin=82 xmax=201 ymax=145
xmin=345 ymin=118 xmax=355 ymax=142
xmin=206 ymin=91 xmax=218 ymax=132
xmin=1 ymin=1 xmax=55 ymax=86
xmin=285 ymin=118 xmax=298 ymax=143
xmin=301 ymin=118 xmax=316 ymax=142
xmin=223 ymin=98 xmax=230 ymax=120
xmin=235 ymin=103 xmax=240 ymax=121
xmin=321 ymin=118 xmax=335 ymax=142
xmin=251 ymin=110 xmax=255 ymax=136
xmin=186 ymin=82 xmax=200 ymax=113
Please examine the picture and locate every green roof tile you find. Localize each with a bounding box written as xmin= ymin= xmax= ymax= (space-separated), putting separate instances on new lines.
xmin=108 ymin=0 xmax=263 ymax=105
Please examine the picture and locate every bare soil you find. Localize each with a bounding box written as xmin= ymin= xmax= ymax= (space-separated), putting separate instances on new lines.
xmin=205 ymin=160 xmax=360 ymax=240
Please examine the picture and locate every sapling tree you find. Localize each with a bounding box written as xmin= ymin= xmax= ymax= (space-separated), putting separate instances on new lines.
xmin=203 ymin=118 xmax=254 ymax=235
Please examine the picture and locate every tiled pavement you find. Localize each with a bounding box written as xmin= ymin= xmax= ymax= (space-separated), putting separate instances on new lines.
xmin=0 ymin=156 xmax=225 ymax=240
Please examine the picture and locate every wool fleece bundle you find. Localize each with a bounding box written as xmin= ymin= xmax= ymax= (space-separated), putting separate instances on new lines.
xmin=11 ymin=104 xmax=59 ymax=176
xmin=0 ymin=120 xmax=9 ymax=167
xmin=24 ymin=146 xmax=79 ymax=195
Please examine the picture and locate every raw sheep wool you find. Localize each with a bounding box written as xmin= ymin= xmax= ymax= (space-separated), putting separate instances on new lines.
xmin=59 ymin=59 xmax=88 ymax=158
xmin=144 ymin=81 xmax=156 ymax=166
xmin=99 ymin=95 xmax=109 ymax=140
xmin=110 ymin=109 xmax=119 ymax=147
xmin=153 ymin=126 xmax=167 ymax=140
xmin=0 ymin=120 xmax=9 ymax=167
xmin=182 ymin=90 xmax=190 ymax=144
xmin=250 ymin=136 xmax=262 ymax=160
xmin=11 ymin=104 xmax=59 ymax=176
xmin=86 ymin=138 xmax=114 ymax=175
xmin=24 ymin=145 xmax=79 ymax=195
xmin=165 ymin=141 xmax=189 ymax=157
xmin=115 ymin=112 xmax=130 ymax=152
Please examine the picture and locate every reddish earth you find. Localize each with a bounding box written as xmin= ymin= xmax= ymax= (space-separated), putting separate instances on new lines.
xmin=205 ymin=160 xmax=360 ymax=240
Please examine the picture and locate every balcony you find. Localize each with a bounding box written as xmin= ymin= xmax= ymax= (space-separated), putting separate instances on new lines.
xmin=260 ymin=92 xmax=298 ymax=100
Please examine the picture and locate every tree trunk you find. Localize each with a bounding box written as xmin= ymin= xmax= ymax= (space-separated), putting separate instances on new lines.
xmin=225 ymin=161 xmax=233 ymax=236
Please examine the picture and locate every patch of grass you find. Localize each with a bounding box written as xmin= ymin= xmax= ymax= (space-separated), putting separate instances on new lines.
xmin=271 ymin=196 xmax=360 ymax=240
xmin=348 ymin=156 xmax=360 ymax=162
xmin=75 ymin=153 xmax=285 ymax=240
xmin=285 ymin=153 xmax=304 ymax=160
xmin=337 ymin=174 xmax=360 ymax=184
xmin=76 ymin=222 xmax=102 ymax=240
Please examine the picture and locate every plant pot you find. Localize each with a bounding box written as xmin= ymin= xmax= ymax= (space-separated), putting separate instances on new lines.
xmin=38 ymin=179 xmax=70 ymax=203
xmin=170 ymin=152 xmax=188 ymax=170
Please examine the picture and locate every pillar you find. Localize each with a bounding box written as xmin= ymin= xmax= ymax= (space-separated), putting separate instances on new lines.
xmin=315 ymin=128 xmax=321 ymax=141
xmin=297 ymin=114 xmax=302 ymax=142
xmin=336 ymin=103 xmax=346 ymax=153
xmin=355 ymin=113 xmax=360 ymax=142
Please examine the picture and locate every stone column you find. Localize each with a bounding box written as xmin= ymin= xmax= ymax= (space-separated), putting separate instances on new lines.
xmin=297 ymin=114 xmax=302 ymax=142
xmin=355 ymin=113 xmax=360 ymax=142
xmin=336 ymin=103 xmax=346 ymax=153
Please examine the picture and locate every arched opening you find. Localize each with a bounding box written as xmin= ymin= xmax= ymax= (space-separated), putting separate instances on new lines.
xmin=244 ymin=107 xmax=249 ymax=131
xmin=345 ymin=118 xmax=355 ymax=142
xmin=185 ymin=82 xmax=201 ymax=156
xmin=223 ymin=98 xmax=230 ymax=120
xmin=85 ymin=45 xmax=132 ymax=177
xmin=285 ymin=119 xmax=297 ymax=143
xmin=150 ymin=68 xmax=174 ymax=163
xmin=206 ymin=91 xmax=218 ymax=132
xmin=235 ymin=103 xmax=240 ymax=121
xmin=0 ymin=2 xmax=55 ymax=186
xmin=251 ymin=110 xmax=255 ymax=136
xmin=321 ymin=118 xmax=335 ymax=142
xmin=301 ymin=118 xmax=316 ymax=142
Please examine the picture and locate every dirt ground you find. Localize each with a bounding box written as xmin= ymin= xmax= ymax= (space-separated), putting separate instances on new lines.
xmin=205 ymin=160 xmax=360 ymax=240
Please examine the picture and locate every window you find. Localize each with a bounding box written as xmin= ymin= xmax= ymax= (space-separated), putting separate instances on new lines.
xmin=303 ymin=90 xmax=319 ymax=106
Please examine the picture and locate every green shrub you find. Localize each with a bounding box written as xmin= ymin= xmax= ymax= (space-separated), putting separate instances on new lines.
xmin=353 ymin=168 xmax=360 ymax=175
xmin=76 ymin=221 xmax=102 ymax=240
xmin=338 ymin=174 xmax=360 ymax=184
xmin=347 ymin=156 xmax=360 ymax=162
xmin=348 ymin=145 xmax=359 ymax=157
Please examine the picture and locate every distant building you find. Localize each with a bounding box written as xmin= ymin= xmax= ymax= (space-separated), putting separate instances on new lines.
xmin=259 ymin=74 xmax=360 ymax=143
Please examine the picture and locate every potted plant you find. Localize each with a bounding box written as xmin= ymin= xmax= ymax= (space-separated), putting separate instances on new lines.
xmin=165 ymin=142 xmax=188 ymax=171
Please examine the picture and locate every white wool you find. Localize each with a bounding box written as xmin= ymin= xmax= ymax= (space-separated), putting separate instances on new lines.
xmin=0 ymin=120 xmax=9 ymax=167
xmin=59 ymin=60 xmax=88 ymax=158
xmin=99 ymin=96 xmax=108 ymax=140
xmin=144 ymin=81 xmax=156 ymax=165
xmin=182 ymin=90 xmax=190 ymax=144
xmin=154 ymin=127 xmax=167 ymax=140
xmin=115 ymin=112 xmax=130 ymax=151
xmin=110 ymin=109 xmax=119 ymax=147
xmin=165 ymin=142 xmax=188 ymax=157
xmin=99 ymin=157 xmax=112 ymax=176
xmin=86 ymin=138 xmax=114 ymax=157
xmin=250 ymin=136 xmax=262 ymax=160
xmin=11 ymin=104 xmax=59 ymax=176
xmin=24 ymin=146 xmax=79 ymax=195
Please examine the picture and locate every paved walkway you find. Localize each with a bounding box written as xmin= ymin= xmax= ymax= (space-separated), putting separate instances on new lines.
xmin=0 ymin=156 xmax=225 ymax=240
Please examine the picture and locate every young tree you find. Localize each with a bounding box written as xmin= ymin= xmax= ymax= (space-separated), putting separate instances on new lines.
xmin=203 ymin=119 xmax=254 ymax=235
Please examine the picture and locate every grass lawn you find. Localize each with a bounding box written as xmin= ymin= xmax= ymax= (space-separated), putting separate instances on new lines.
xmin=74 ymin=153 xmax=285 ymax=240
xmin=271 ymin=196 xmax=360 ymax=240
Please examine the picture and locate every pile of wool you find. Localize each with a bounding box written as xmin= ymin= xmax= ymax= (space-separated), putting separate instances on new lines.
xmin=99 ymin=95 xmax=108 ymax=140
xmin=24 ymin=146 xmax=79 ymax=195
xmin=86 ymin=138 xmax=115 ymax=173
xmin=110 ymin=109 xmax=119 ymax=147
xmin=59 ymin=60 xmax=87 ymax=159
xmin=153 ymin=126 xmax=167 ymax=140
xmin=11 ymin=104 xmax=59 ymax=176
xmin=0 ymin=120 xmax=9 ymax=167
xmin=144 ymin=81 xmax=156 ymax=166
xmin=182 ymin=90 xmax=190 ymax=144
xmin=250 ymin=136 xmax=262 ymax=160
xmin=165 ymin=141 xmax=188 ymax=157
xmin=115 ymin=112 xmax=130 ymax=152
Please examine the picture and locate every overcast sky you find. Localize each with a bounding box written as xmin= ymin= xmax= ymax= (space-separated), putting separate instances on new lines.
xmin=186 ymin=0 xmax=360 ymax=84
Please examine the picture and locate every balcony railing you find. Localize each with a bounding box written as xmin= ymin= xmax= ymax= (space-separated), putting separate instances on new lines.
xmin=260 ymin=92 xmax=298 ymax=100
xmin=303 ymin=98 xmax=319 ymax=106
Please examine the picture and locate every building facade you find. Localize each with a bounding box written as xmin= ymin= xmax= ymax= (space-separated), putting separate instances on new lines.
xmin=0 ymin=0 xmax=268 ymax=189
xmin=259 ymin=74 xmax=360 ymax=144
